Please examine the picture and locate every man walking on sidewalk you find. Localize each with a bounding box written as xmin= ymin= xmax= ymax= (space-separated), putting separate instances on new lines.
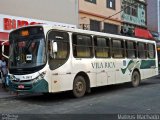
xmin=0 ymin=56 xmax=8 ymax=88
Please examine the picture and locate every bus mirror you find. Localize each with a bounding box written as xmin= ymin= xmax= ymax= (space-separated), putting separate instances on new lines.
xmin=49 ymin=41 xmax=57 ymax=58
xmin=1 ymin=40 xmax=9 ymax=59
xmin=52 ymin=41 xmax=57 ymax=53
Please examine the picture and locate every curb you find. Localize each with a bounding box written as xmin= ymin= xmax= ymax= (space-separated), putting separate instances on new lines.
xmin=0 ymin=83 xmax=18 ymax=99
xmin=0 ymin=90 xmax=18 ymax=99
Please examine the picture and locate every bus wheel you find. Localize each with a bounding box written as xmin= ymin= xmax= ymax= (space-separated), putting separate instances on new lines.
xmin=131 ymin=71 xmax=140 ymax=87
xmin=73 ymin=76 xmax=86 ymax=98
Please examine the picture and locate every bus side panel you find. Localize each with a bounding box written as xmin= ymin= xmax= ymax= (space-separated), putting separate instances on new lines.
xmin=50 ymin=58 xmax=96 ymax=93
xmin=51 ymin=74 xmax=75 ymax=93
xmin=140 ymin=59 xmax=158 ymax=80
xmin=116 ymin=59 xmax=136 ymax=84
xmin=50 ymin=58 xmax=75 ymax=93
xmin=71 ymin=58 xmax=97 ymax=88
xmin=94 ymin=59 xmax=116 ymax=86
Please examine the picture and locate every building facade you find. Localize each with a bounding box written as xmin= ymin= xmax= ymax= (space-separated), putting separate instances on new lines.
xmin=121 ymin=0 xmax=147 ymax=35
xmin=146 ymin=0 xmax=160 ymax=37
xmin=79 ymin=0 xmax=147 ymax=35
xmin=0 ymin=0 xmax=78 ymax=58
xmin=146 ymin=0 xmax=160 ymax=65
xmin=79 ymin=0 xmax=122 ymax=34
xmin=0 ymin=0 xmax=78 ymax=26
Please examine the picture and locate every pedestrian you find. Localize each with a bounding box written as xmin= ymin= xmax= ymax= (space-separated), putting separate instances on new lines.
xmin=1 ymin=57 xmax=8 ymax=88
xmin=0 ymin=58 xmax=2 ymax=83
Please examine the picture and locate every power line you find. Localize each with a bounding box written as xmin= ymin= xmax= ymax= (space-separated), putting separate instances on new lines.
xmin=102 ymin=1 xmax=138 ymax=22
xmin=80 ymin=1 xmax=140 ymax=31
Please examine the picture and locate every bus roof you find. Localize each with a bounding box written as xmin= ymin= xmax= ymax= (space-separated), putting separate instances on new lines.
xmin=10 ymin=24 xmax=156 ymax=44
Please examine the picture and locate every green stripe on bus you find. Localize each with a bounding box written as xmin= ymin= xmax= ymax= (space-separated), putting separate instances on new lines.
xmin=140 ymin=60 xmax=156 ymax=69
xmin=121 ymin=60 xmax=156 ymax=74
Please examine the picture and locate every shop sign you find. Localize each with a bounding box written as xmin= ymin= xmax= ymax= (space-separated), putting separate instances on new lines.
xmin=3 ymin=18 xmax=41 ymax=30
xmin=0 ymin=14 xmax=76 ymax=32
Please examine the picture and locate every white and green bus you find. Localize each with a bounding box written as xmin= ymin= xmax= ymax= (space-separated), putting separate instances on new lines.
xmin=8 ymin=25 xmax=158 ymax=97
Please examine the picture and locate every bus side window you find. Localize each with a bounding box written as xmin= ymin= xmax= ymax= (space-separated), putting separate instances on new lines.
xmin=72 ymin=33 xmax=93 ymax=58
xmin=72 ymin=34 xmax=77 ymax=57
xmin=138 ymin=42 xmax=147 ymax=59
xmin=94 ymin=36 xmax=110 ymax=58
xmin=148 ymin=43 xmax=155 ymax=59
xmin=112 ymin=39 xmax=124 ymax=58
xmin=126 ymin=41 xmax=137 ymax=58
xmin=47 ymin=30 xmax=69 ymax=70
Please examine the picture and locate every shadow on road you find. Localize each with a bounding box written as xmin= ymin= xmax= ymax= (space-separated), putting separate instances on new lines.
xmin=15 ymin=91 xmax=74 ymax=103
xmin=13 ymin=76 xmax=160 ymax=103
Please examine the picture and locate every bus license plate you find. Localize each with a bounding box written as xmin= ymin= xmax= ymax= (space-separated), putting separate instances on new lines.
xmin=18 ymin=85 xmax=24 ymax=89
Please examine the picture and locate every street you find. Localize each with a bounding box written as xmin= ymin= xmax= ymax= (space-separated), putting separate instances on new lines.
xmin=0 ymin=75 xmax=160 ymax=120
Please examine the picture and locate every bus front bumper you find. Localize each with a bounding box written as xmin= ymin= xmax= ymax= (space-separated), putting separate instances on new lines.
xmin=9 ymin=79 xmax=49 ymax=93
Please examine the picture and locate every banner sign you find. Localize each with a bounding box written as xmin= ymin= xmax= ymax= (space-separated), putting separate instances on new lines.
xmin=0 ymin=14 xmax=76 ymax=33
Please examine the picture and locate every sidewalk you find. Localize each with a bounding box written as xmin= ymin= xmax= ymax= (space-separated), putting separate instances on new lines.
xmin=0 ymin=84 xmax=16 ymax=99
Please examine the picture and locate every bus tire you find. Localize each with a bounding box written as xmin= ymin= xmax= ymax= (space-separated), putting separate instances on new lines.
xmin=131 ymin=71 xmax=140 ymax=87
xmin=73 ymin=76 xmax=86 ymax=98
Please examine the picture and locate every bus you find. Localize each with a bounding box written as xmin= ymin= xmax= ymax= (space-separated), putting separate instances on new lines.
xmin=7 ymin=25 xmax=158 ymax=98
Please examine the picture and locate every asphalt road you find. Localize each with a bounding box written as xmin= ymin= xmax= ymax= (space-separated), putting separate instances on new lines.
xmin=0 ymin=75 xmax=160 ymax=120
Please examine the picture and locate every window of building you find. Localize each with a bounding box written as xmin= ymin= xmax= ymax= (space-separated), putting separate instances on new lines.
xmin=72 ymin=34 xmax=93 ymax=58
xmin=125 ymin=4 xmax=131 ymax=14
xmin=148 ymin=44 xmax=155 ymax=59
xmin=85 ymin=0 xmax=96 ymax=4
xmin=126 ymin=41 xmax=137 ymax=58
xmin=123 ymin=2 xmax=138 ymax=17
xmin=90 ymin=20 xmax=101 ymax=32
xmin=112 ymin=39 xmax=124 ymax=58
xmin=94 ymin=36 xmax=110 ymax=58
xmin=138 ymin=42 xmax=147 ymax=59
xmin=131 ymin=5 xmax=138 ymax=16
xmin=106 ymin=0 xmax=115 ymax=10
xmin=103 ymin=23 xmax=119 ymax=34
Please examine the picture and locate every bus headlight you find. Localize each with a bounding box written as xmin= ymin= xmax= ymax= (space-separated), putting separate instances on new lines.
xmin=10 ymin=74 xmax=17 ymax=81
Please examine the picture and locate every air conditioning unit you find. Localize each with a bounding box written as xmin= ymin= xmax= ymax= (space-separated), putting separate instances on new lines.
xmin=122 ymin=27 xmax=129 ymax=34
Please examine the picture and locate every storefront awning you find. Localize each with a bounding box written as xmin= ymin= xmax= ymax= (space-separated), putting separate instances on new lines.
xmin=0 ymin=32 xmax=9 ymax=45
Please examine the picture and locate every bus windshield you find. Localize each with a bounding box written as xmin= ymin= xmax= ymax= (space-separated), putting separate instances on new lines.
xmin=9 ymin=27 xmax=46 ymax=74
